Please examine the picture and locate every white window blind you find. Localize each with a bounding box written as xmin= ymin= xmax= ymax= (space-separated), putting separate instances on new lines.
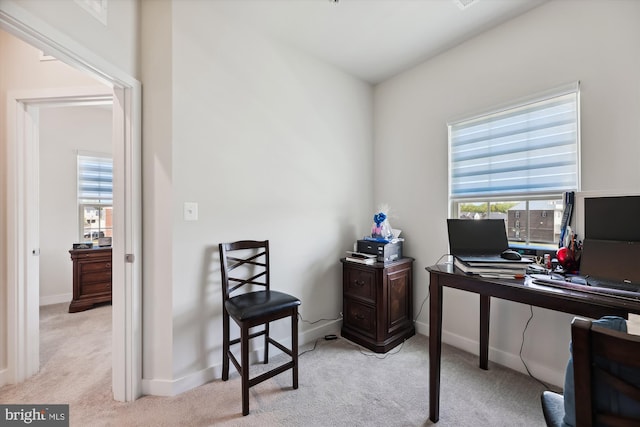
xmin=78 ymin=154 xmax=113 ymax=205
xmin=449 ymin=84 xmax=579 ymax=199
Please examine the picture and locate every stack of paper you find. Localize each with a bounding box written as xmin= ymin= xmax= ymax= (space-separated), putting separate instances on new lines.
xmin=345 ymin=251 xmax=377 ymax=265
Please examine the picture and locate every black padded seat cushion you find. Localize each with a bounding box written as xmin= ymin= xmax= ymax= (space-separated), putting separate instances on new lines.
xmin=226 ymin=290 xmax=301 ymax=321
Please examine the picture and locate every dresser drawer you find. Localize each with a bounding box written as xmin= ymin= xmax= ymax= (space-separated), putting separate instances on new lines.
xmin=80 ymin=270 xmax=112 ymax=285
xmin=80 ymin=260 xmax=111 ymax=273
xmin=79 ymin=281 xmax=111 ymax=297
xmin=344 ymin=299 xmax=376 ymax=338
xmin=344 ymin=267 xmax=375 ymax=303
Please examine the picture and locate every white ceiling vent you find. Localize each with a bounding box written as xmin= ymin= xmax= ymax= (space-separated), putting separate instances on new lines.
xmin=453 ymin=0 xmax=479 ymax=10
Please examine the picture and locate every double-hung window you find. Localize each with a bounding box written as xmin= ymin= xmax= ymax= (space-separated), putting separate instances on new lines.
xmin=77 ymin=153 xmax=113 ymax=243
xmin=448 ymin=82 xmax=580 ymax=248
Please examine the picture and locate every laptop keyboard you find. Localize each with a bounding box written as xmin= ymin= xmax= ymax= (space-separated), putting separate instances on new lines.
xmin=586 ymin=277 xmax=640 ymax=293
xmin=530 ymin=274 xmax=640 ymax=301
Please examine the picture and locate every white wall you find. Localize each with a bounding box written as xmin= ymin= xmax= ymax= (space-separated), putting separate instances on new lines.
xmin=140 ymin=0 xmax=373 ymax=393
xmin=39 ymin=105 xmax=112 ymax=305
xmin=374 ymin=0 xmax=640 ymax=387
xmin=139 ymin=0 xmax=173 ymax=388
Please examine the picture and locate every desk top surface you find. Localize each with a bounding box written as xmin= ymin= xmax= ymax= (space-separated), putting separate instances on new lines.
xmin=427 ymin=263 xmax=640 ymax=316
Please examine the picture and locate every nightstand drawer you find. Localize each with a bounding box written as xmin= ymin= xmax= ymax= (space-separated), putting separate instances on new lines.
xmin=344 ymin=267 xmax=375 ymax=302
xmin=344 ymin=299 xmax=375 ymax=338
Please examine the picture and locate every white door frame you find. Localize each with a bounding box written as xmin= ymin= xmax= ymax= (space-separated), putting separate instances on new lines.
xmin=6 ymin=89 xmax=113 ymax=381
xmin=1 ymin=6 xmax=142 ymax=402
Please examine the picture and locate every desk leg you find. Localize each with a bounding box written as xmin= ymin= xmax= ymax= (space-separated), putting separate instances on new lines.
xmin=479 ymin=294 xmax=490 ymax=370
xmin=429 ymin=273 xmax=443 ymax=422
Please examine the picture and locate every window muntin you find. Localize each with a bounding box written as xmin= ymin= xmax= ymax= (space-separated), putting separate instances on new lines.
xmin=81 ymin=205 xmax=113 ymax=242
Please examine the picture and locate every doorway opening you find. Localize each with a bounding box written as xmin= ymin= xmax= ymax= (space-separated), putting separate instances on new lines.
xmin=1 ymin=13 xmax=142 ymax=401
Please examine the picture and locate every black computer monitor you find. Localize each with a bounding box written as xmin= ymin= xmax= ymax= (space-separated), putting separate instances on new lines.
xmin=584 ymin=195 xmax=640 ymax=241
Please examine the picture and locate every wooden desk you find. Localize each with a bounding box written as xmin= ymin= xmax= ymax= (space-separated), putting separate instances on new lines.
xmin=427 ymin=264 xmax=640 ymax=423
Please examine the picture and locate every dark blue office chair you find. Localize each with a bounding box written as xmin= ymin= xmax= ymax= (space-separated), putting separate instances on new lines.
xmin=541 ymin=317 xmax=640 ymax=427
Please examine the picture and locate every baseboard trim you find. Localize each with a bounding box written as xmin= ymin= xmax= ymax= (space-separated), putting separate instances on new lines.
xmin=142 ymin=319 xmax=341 ymax=397
xmin=414 ymin=319 xmax=428 ymax=336
xmin=142 ymin=366 xmax=219 ymax=397
xmin=40 ymin=293 xmax=72 ymax=306
xmin=415 ymin=320 xmax=564 ymax=388
xmin=0 ymin=367 xmax=8 ymax=387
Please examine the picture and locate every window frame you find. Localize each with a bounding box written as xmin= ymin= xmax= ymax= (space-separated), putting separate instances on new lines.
xmin=77 ymin=151 xmax=113 ymax=242
xmin=447 ymin=82 xmax=581 ymax=248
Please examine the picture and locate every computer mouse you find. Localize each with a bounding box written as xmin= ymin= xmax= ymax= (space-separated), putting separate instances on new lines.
xmin=501 ymin=249 xmax=522 ymax=260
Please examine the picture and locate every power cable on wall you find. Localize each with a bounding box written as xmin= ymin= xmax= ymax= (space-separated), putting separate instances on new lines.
xmin=520 ymin=305 xmax=552 ymax=390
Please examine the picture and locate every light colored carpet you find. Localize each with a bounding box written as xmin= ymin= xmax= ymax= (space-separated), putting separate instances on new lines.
xmin=0 ymin=303 xmax=550 ymax=426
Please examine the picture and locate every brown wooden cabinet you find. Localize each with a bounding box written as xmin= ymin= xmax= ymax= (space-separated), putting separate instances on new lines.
xmin=341 ymin=257 xmax=415 ymax=353
xmin=69 ymin=247 xmax=112 ymax=313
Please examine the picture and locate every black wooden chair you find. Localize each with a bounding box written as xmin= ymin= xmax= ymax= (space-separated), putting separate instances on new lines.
xmin=541 ymin=317 xmax=640 ymax=427
xmin=218 ymin=240 xmax=301 ymax=416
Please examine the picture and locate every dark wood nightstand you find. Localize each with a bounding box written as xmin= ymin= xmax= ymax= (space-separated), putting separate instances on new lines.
xmin=341 ymin=257 xmax=415 ymax=353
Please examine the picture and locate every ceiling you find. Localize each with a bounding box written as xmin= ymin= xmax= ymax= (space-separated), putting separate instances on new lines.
xmin=211 ymin=0 xmax=548 ymax=84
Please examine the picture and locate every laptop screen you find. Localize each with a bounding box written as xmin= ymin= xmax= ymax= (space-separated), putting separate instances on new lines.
xmin=447 ymin=219 xmax=509 ymax=256
xmin=580 ymin=239 xmax=640 ymax=285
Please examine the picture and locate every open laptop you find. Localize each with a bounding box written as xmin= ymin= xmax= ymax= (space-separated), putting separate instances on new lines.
xmin=531 ymin=239 xmax=640 ymax=299
xmin=578 ymin=239 xmax=640 ymax=292
xmin=447 ymin=219 xmax=530 ymax=264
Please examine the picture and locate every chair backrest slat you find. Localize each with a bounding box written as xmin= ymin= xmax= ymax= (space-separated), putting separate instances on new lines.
xmin=228 ymin=271 xmax=268 ymax=294
xmin=226 ymin=253 xmax=267 ymax=271
xmin=219 ymin=240 xmax=270 ymax=301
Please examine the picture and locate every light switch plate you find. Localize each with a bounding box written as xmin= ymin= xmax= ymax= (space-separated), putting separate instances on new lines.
xmin=184 ymin=202 xmax=198 ymax=221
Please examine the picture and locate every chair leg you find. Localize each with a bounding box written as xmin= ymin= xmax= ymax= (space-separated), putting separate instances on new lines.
xmin=264 ymin=322 xmax=270 ymax=364
xmin=241 ymin=323 xmax=250 ymax=416
xmin=222 ymin=311 xmax=230 ymax=381
xmin=292 ymin=307 xmax=299 ymax=390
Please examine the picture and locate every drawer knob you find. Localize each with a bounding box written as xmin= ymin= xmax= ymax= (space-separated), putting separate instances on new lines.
xmin=353 ymin=280 xmax=365 ymax=287
xmin=106 ymin=263 xmax=111 ymax=268
xmin=355 ymin=314 xmax=365 ymax=320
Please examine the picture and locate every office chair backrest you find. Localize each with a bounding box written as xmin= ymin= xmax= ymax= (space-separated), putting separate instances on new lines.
xmin=572 ymin=317 xmax=640 ymax=427
xmin=219 ymin=240 xmax=270 ymax=301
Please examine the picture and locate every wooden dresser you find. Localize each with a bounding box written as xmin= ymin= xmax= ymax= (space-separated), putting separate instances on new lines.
xmin=341 ymin=257 xmax=415 ymax=353
xmin=69 ymin=247 xmax=112 ymax=313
